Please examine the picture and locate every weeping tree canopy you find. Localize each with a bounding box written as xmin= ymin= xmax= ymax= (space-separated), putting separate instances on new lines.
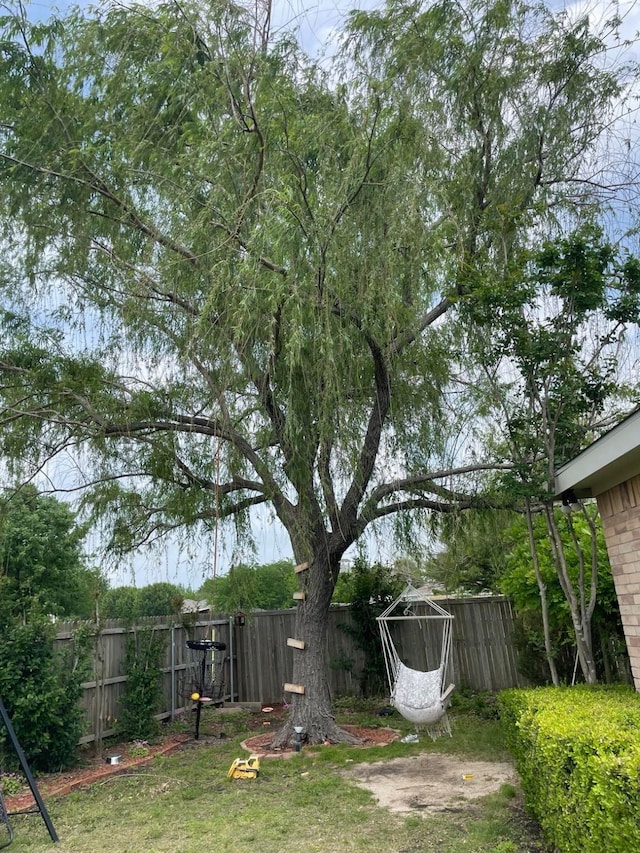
xmin=0 ymin=0 xmax=637 ymax=742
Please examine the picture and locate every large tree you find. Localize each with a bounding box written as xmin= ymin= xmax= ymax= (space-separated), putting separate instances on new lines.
xmin=0 ymin=0 xmax=635 ymax=743
xmin=0 ymin=485 xmax=102 ymax=618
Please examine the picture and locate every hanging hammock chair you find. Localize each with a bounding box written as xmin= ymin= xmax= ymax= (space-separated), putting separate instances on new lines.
xmin=377 ymin=584 xmax=455 ymax=736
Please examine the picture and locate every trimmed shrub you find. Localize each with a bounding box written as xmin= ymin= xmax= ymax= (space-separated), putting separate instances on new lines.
xmin=0 ymin=618 xmax=90 ymax=772
xmin=499 ymin=685 xmax=640 ymax=853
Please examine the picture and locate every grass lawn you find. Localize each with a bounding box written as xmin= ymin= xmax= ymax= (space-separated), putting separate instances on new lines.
xmin=3 ymin=697 xmax=544 ymax=852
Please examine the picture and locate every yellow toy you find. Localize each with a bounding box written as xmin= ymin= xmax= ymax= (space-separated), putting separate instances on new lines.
xmin=190 ymin=692 xmax=200 ymax=701
xmin=227 ymin=756 xmax=260 ymax=780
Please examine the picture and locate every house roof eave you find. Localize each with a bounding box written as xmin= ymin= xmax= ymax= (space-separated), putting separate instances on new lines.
xmin=554 ymin=407 xmax=640 ymax=498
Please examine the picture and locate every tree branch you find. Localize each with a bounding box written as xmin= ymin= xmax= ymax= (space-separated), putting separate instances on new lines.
xmin=336 ymin=328 xmax=391 ymax=544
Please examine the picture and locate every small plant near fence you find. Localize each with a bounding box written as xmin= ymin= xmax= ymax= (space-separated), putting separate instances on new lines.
xmin=0 ymin=773 xmax=24 ymax=797
xmin=115 ymin=624 xmax=165 ymax=741
xmin=336 ymin=559 xmax=404 ymax=697
xmin=127 ymin=739 xmax=150 ymax=758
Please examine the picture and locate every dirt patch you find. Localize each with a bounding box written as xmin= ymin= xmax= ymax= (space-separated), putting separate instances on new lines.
xmin=342 ymin=753 xmax=519 ymax=815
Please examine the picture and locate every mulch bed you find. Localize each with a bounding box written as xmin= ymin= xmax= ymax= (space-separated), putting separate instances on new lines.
xmin=3 ymin=734 xmax=190 ymax=814
xmin=242 ymin=725 xmax=398 ymax=757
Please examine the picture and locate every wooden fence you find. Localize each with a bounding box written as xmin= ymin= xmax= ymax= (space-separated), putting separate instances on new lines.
xmin=53 ymin=596 xmax=526 ymax=745
xmin=54 ymin=616 xmax=234 ymax=744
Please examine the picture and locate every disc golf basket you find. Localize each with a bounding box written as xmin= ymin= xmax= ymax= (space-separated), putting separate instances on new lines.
xmin=186 ymin=639 xmax=227 ymax=739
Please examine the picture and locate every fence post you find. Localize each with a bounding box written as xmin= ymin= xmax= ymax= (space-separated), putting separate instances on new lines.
xmin=170 ymin=623 xmax=176 ymax=719
xmin=228 ymin=616 xmax=235 ymax=702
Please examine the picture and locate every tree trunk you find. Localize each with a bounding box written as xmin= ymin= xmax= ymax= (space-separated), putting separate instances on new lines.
xmin=269 ymin=549 xmax=361 ymax=748
xmin=525 ymin=500 xmax=559 ymax=686
xmin=544 ymin=505 xmax=598 ymax=684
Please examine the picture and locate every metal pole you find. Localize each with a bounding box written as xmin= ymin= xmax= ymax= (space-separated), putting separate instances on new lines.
xmin=0 ymin=787 xmax=14 ymax=849
xmin=228 ymin=616 xmax=234 ymax=703
xmin=0 ymin=697 xmax=59 ymax=843
xmin=170 ymin=624 xmax=176 ymax=719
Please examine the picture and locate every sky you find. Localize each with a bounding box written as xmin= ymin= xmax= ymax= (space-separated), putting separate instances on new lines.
xmin=11 ymin=0 xmax=640 ymax=589
xmin=25 ymin=0 xmax=381 ymax=52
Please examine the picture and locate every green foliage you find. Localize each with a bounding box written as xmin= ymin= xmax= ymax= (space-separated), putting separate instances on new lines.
xmin=0 ymin=616 xmax=91 ymax=771
xmin=0 ymin=485 xmax=103 ymax=619
xmin=469 ymin=228 xmax=640 ymax=499
xmin=0 ymin=772 xmax=22 ymax=796
xmin=127 ymin=739 xmax=150 ymax=758
xmin=499 ymin=508 xmax=626 ymax=683
xmin=0 ymin=0 xmax=636 ymax=731
xmin=100 ymin=586 xmax=141 ymax=622
xmin=449 ymin=687 xmax=500 ymax=721
xmin=331 ymin=571 xmax=354 ymax=604
xmin=426 ymin=509 xmax=517 ymax=593
xmin=0 ymin=0 xmax=630 ymax=557
xmin=101 ymin=583 xmax=188 ymax=619
xmin=428 ymin=498 xmax=629 ymax=686
xmin=136 ymin=583 xmax=186 ymax=618
xmin=335 ymin=558 xmax=404 ymax=697
xmin=198 ymin=561 xmax=297 ymax=613
xmin=463 ymin=229 xmax=640 ymax=686
xmin=115 ymin=625 xmax=165 ymax=741
xmin=498 ymin=685 xmax=640 ymax=852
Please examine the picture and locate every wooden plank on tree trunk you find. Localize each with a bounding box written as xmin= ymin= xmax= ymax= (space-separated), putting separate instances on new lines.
xmin=287 ymin=638 xmax=306 ymax=650
xmin=284 ymin=682 xmax=305 ymax=695
xmin=294 ymin=561 xmax=309 ymax=574
xmin=292 ymin=591 xmax=306 ymax=601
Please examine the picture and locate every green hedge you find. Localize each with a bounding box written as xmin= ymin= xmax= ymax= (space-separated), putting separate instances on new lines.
xmin=0 ymin=618 xmax=90 ymax=772
xmin=499 ymin=685 xmax=640 ymax=853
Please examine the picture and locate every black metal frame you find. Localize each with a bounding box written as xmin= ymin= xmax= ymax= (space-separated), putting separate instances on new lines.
xmin=0 ymin=697 xmax=59 ymax=845
xmin=0 ymin=787 xmax=14 ymax=850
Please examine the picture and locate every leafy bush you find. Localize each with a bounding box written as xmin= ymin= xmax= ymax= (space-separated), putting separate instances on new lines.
xmin=198 ymin=561 xmax=297 ymax=613
xmin=0 ymin=485 xmax=104 ymax=619
xmin=449 ymin=687 xmax=499 ymax=720
xmin=499 ymin=685 xmax=640 ymax=852
xmin=115 ymin=625 xmax=165 ymax=741
xmin=500 ymin=510 xmax=629 ymax=685
xmin=0 ymin=773 xmax=24 ymax=796
xmin=0 ymin=617 xmax=90 ymax=771
xmin=101 ymin=583 xmax=187 ymax=619
xmin=336 ymin=558 xmax=404 ymax=697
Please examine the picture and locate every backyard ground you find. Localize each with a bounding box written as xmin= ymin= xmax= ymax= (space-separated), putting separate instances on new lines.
xmin=1 ymin=698 xmax=545 ymax=852
xmin=242 ymin=717 xmax=519 ymax=815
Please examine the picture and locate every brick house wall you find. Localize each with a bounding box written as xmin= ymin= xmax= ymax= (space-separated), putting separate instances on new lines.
xmin=598 ymin=474 xmax=640 ymax=689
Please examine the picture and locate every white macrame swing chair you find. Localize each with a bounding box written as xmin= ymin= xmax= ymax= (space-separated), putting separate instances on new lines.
xmin=377 ymin=584 xmax=455 ymax=739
